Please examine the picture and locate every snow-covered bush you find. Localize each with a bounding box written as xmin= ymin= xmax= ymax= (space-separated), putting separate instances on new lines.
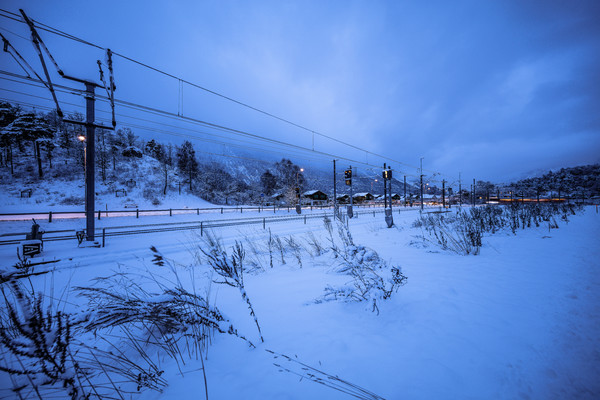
xmin=59 ymin=195 xmax=84 ymax=206
xmin=197 ymin=232 xmax=265 ymax=343
xmin=414 ymin=213 xmax=481 ymax=255
xmin=0 ymin=280 xmax=168 ymax=398
xmin=316 ymin=219 xmax=407 ymax=314
xmin=415 ymin=203 xmax=584 ymax=255
xmin=122 ymin=146 xmax=143 ymax=158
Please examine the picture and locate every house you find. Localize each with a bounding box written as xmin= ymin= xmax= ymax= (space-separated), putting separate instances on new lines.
xmin=302 ymin=190 xmax=328 ymax=205
xmin=390 ymin=193 xmax=402 ymax=202
xmin=271 ymin=192 xmax=286 ymax=205
xmin=353 ymin=192 xmax=374 ymax=203
xmin=336 ymin=194 xmax=350 ymax=204
xmin=421 ymin=194 xmax=438 ymax=204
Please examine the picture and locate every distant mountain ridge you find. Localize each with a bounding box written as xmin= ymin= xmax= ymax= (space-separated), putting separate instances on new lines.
xmin=507 ymin=164 xmax=600 ymax=196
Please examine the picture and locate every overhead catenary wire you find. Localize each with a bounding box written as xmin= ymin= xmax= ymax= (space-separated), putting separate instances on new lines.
xmin=0 ymin=23 xmax=458 ymax=185
xmin=0 ymin=8 xmax=443 ymax=176
xmin=0 ymin=71 xmax=424 ymax=176
xmin=1 ymin=92 xmax=411 ymax=177
xmin=0 ymin=88 xmax=423 ymax=180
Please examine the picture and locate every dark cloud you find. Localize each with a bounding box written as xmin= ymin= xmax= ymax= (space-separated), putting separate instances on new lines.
xmin=1 ymin=0 xmax=598 ymax=182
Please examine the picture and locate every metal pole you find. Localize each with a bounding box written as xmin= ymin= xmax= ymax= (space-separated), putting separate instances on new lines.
xmin=420 ymin=158 xmax=424 ymax=211
xmin=403 ymin=175 xmax=407 ymax=206
xmin=333 ymin=159 xmax=337 ymax=215
xmin=442 ymin=179 xmax=446 ymax=208
xmin=85 ymin=83 xmax=96 ymax=241
xmin=388 ymin=166 xmax=393 ymax=213
xmin=383 ymin=163 xmax=387 ymax=209
xmin=459 ymin=172 xmax=462 ymax=208
xmin=350 ymin=166 xmax=353 ymax=209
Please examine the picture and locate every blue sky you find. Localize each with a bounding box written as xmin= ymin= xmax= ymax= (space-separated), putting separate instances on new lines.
xmin=1 ymin=0 xmax=599 ymax=183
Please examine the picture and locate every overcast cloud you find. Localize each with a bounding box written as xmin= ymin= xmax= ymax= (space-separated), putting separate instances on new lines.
xmin=1 ymin=0 xmax=599 ymax=183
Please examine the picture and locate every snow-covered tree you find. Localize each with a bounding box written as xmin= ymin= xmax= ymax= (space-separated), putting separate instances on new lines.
xmin=176 ymin=140 xmax=199 ymax=191
xmin=260 ymin=170 xmax=277 ymax=195
xmin=3 ymin=112 xmax=53 ymax=178
xmin=273 ymin=158 xmax=305 ymax=192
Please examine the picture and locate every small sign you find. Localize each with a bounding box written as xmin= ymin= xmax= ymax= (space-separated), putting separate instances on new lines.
xmin=22 ymin=240 xmax=42 ymax=257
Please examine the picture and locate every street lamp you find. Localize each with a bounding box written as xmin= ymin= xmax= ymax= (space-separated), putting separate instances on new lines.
xmin=371 ymin=179 xmax=378 ymax=193
xmin=78 ymin=134 xmax=86 ymax=174
xmin=420 ymin=157 xmax=424 ymax=211
xmin=296 ymin=168 xmax=304 ymax=207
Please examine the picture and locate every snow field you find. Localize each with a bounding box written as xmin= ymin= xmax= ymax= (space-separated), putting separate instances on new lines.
xmin=0 ymin=207 xmax=598 ymax=399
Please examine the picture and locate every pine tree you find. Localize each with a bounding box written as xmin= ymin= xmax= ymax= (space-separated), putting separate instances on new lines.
xmin=176 ymin=140 xmax=199 ymax=191
xmin=3 ymin=112 xmax=52 ymax=178
xmin=0 ymin=102 xmax=19 ymax=171
xmin=274 ymin=158 xmax=305 ymax=192
xmin=260 ymin=170 xmax=277 ymax=195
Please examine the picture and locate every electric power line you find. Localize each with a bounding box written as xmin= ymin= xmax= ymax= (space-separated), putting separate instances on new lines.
xmin=0 ymin=8 xmax=442 ymax=176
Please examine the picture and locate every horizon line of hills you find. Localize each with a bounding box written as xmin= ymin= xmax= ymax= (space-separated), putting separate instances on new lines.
xmin=1 ymin=101 xmax=599 ymax=206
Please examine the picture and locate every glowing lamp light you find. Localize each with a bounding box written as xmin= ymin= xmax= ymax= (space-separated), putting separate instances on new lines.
xmin=77 ymin=134 xmax=86 ymax=142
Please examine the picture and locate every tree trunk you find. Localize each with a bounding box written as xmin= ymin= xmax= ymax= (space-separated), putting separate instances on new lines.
xmin=9 ymin=145 xmax=13 ymax=175
xmin=35 ymin=141 xmax=43 ymax=179
xmin=189 ymin=169 xmax=193 ymax=192
xmin=163 ymin=163 xmax=168 ymax=195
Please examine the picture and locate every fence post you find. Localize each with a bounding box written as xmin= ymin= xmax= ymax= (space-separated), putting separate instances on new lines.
xmin=263 ymin=218 xmax=266 ymax=229
xmin=169 ymin=208 xmax=172 ymax=217
xmin=197 ymin=208 xmax=199 ymax=215
xmin=241 ymin=207 xmax=243 ymax=213
xmin=221 ymin=208 xmax=223 ymax=214
xmin=136 ymin=208 xmax=139 ymax=218
xmin=373 ymin=211 xmax=375 ymax=217
xmin=102 ymin=228 xmax=106 ymax=247
xmin=274 ymin=205 xmax=276 ymax=214
xmin=48 ymin=211 xmax=52 ymax=223
xmin=304 ymin=215 xmax=307 ymax=224
xmin=98 ymin=210 xmax=101 ymax=220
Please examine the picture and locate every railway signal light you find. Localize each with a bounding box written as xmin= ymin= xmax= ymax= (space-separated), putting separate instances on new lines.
xmin=345 ymin=169 xmax=352 ymax=185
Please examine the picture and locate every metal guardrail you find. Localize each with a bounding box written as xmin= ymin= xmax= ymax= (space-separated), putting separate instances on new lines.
xmin=0 ymin=207 xmax=428 ymax=247
xmin=0 ymin=203 xmax=414 ymax=221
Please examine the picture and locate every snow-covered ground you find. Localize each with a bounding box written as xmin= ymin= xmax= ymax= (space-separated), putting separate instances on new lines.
xmin=1 ymin=206 xmax=599 ymax=399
